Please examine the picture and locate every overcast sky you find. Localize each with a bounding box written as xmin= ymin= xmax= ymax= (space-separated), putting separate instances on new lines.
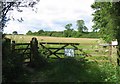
xmin=4 ymin=0 xmax=95 ymax=34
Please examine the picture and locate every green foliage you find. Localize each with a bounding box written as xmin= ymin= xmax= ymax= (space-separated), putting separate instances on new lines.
xmin=63 ymin=29 xmax=74 ymax=37
xmin=26 ymin=29 xmax=99 ymax=38
xmin=12 ymin=31 xmax=18 ymax=35
xmin=76 ymin=20 xmax=88 ymax=33
xmin=38 ymin=29 xmax=44 ymax=34
xmin=91 ymin=2 xmax=120 ymax=42
xmin=25 ymin=20 xmax=97 ymax=38
xmin=26 ymin=30 xmax=33 ymax=35
xmin=75 ymin=32 xmax=82 ymax=37
xmin=91 ymin=2 xmax=120 ymax=66
xmin=63 ymin=23 xmax=74 ymax=37
xmin=65 ymin=23 xmax=72 ymax=30
xmin=50 ymin=31 xmax=64 ymax=37
xmin=81 ymin=32 xmax=100 ymax=38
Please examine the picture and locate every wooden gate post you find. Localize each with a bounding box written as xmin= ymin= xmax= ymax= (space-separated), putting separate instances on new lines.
xmin=109 ymin=43 xmax=112 ymax=63
xmin=3 ymin=38 xmax=11 ymax=50
xmin=2 ymin=38 xmax=11 ymax=60
xmin=12 ymin=41 xmax=15 ymax=53
xmin=30 ymin=37 xmax=39 ymax=63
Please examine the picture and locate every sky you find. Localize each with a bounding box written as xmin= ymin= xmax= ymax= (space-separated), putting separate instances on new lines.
xmin=4 ymin=0 xmax=95 ymax=34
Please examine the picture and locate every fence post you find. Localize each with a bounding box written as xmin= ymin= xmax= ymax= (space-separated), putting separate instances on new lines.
xmin=30 ymin=40 xmax=32 ymax=63
xmin=2 ymin=38 xmax=11 ymax=60
xmin=12 ymin=41 xmax=15 ymax=53
xmin=30 ymin=37 xmax=39 ymax=63
xmin=5 ymin=38 xmax=11 ymax=49
xmin=109 ymin=42 xmax=112 ymax=63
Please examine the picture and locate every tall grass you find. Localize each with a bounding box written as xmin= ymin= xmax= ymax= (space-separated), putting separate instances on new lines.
xmin=24 ymin=57 xmax=117 ymax=82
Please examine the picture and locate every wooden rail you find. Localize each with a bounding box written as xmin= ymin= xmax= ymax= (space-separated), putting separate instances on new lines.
xmin=14 ymin=43 xmax=30 ymax=45
xmin=5 ymin=37 xmax=118 ymax=65
xmin=39 ymin=42 xmax=80 ymax=45
xmin=11 ymin=37 xmax=39 ymax=64
xmin=39 ymin=42 xmax=88 ymax=59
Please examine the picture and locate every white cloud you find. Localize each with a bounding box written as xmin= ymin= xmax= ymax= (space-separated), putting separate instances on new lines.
xmin=4 ymin=0 xmax=95 ymax=34
xmin=36 ymin=0 xmax=94 ymax=20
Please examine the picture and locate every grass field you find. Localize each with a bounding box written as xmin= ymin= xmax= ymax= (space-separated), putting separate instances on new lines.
xmin=5 ymin=35 xmax=119 ymax=82
xmin=6 ymin=35 xmax=109 ymax=57
xmin=6 ymin=35 xmax=99 ymax=44
xmin=6 ymin=35 xmax=117 ymax=62
xmin=6 ymin=34 xmax=117 ymax=59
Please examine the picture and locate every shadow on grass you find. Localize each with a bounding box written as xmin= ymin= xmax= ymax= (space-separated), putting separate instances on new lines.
xmin=28 ymin=57 xmax=117 ymax=83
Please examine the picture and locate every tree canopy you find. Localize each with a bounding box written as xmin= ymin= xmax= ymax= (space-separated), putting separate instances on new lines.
xmin=91 ymin=1 xmax=120 ymax=65
xmin=92 ymin=2 xmax=116 ymax=42
xmin=0 ymin=0 xmax=40 ymax=31
xmin=64 ymin=23 xmax=73 ymax=37
xmin=12 ymin=31 xmax=18 ymax=35
xmin=76 ymin=20 xmax=88 ymax=33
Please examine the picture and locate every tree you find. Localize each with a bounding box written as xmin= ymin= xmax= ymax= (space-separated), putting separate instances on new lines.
xmin=12 ymin=31 xmax=18 ymax=35
xmin=0 ymin=0 xmax=40 ymax=31
xmin=111 ymin=2 xmax=120 ymax=66
xmin=26 ymin=30 xmax=32 ymax=35
xmin=38 ymin=29 xmax=44 ymax=34
xmin=64 ymin=23 xmax=74 ymax=37
xmin=76 ymin=20 xmax=88 ymax=33
xmin=83 ymin=26 xmax=88 ymax=32
xmin=65 ymin=23 xmax=72 ymax=30
xmin=91 ymin=1 xmax=120 ymax=65
xmin=91 ymin=2 xmax=114 ymax=42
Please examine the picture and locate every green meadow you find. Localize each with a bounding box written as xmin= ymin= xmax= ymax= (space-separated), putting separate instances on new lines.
xmin=4 ymin=35 xmax=119 ymax=83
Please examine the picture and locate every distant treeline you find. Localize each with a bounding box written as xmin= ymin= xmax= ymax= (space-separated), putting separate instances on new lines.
xmin=6 ymin=20 xmax=100 ymax=38
xmin=26 ymin=20 xmax=100 ymax=38
xmin=26 ymin=30 xmax=100 ymax=38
